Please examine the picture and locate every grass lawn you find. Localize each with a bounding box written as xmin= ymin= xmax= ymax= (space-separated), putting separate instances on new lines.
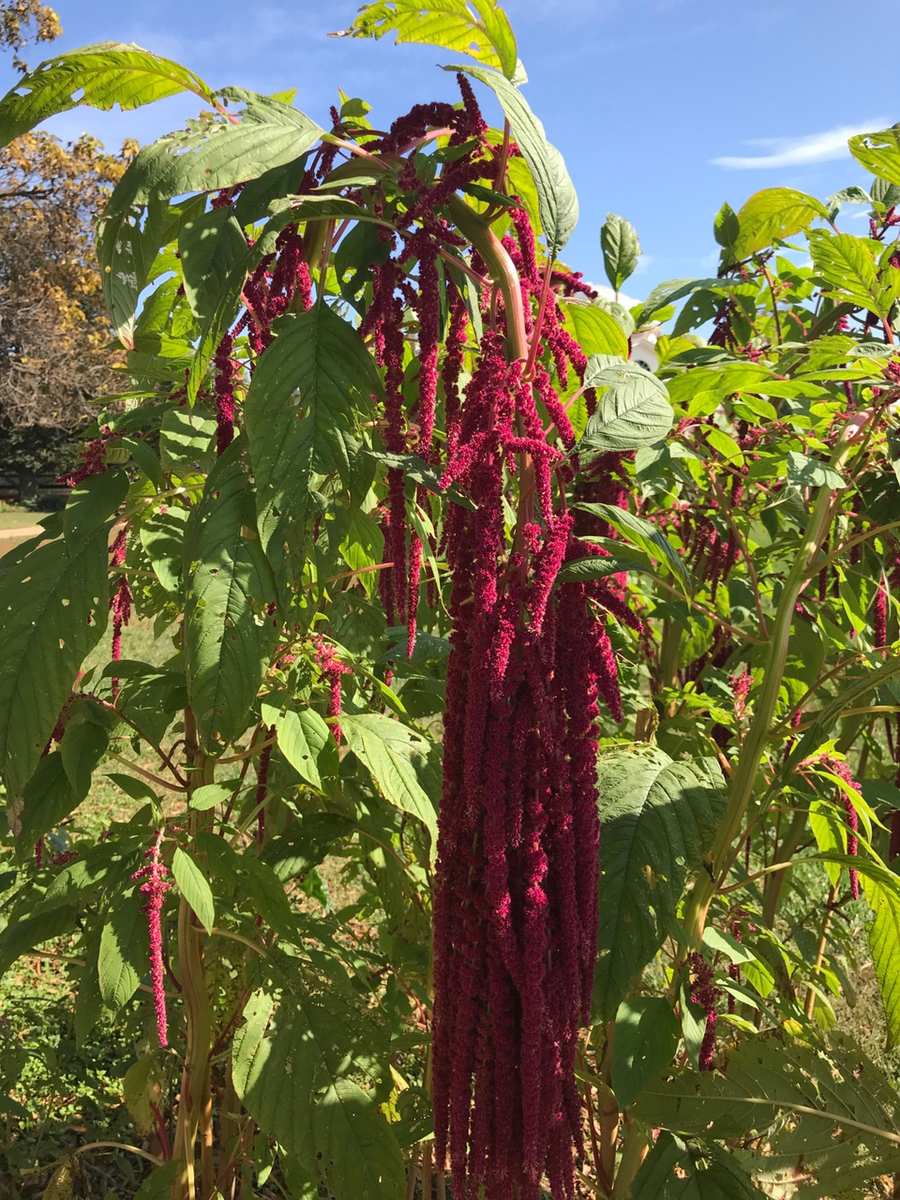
xmin=0 ymin=509 xmax=49 ymax=531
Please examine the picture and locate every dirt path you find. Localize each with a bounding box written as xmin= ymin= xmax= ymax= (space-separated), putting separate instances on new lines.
xmin=0 ymin=525 xmax=42 ymax=541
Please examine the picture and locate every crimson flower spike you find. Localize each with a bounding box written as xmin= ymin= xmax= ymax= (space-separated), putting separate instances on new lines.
xmin=132 ymin=828 xmax=172 ymax=1047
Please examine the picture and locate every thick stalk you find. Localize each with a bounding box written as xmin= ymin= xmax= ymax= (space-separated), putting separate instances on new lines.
xmin=597 ymin=1024 xmax=618 ymax=1195
xmin=611 ymin=1124 xmax=649 ymax=1200
xmin=172 ymin=715 xmax=216 ymax=1200
xmin=681 ymin=432 xmax=855 ymax=948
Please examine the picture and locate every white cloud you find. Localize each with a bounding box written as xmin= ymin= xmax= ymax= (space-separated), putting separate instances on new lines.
xmin=711 ymin=119 xmax=890 ymax=170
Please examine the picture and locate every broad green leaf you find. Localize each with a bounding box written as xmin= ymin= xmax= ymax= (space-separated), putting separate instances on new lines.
xmin=308 ymin=1079 xmax=406 ymax=1200
xmin=808 ymin=229 xmax=898 ymax=319
xmin=134 ymin=1162 xmax=181 ymax=1200
xmin=172 ymin=847 xmax=215 ymax=934
xmin=578 ymin=356 xmax=674 ymax=454
xmin=0 ymin=906 xmax=76 ymax=977
xmin=189 ymin=779 xmax=241 ymax=811
xmin=634 ymin=1032 xmax=900 ymax=1198
xmin=98 ymin=193 xmax=205 ymax=349
xmin=593 ymin=747 xmax=725 ymax=1022
xmin=244 ymin=306 xmax=381 ymax=584
xmin=611 ymin=996 xmax=680 ymax=1107
xmin=849 ymin=127 xmax=900 ymax=187
xmin=601 ymin=212 xmax=641 ymax=292
xmin=184 ymin=441 xmax=278 ymax=752
xmin=17 ymin=752 xmax=79 ymax=852
xmin=339 ymin=714 xmax=439 ymax=856
xmin=139 ymin=506 xmax=190 ymax=598
xmin=98 ymin=887 xmax=149 ymax=1012
xmin=198 ymin=833 xmax=295 ymax=935
xmin=261 ymin=699 xmax=336 ymax=791
xmin=631 ymin=1133 xmax=764 ymax=1200
xmin=556 ymin=552 xmax=653 ymax=583
xmin=0 ymin=529 xmax=109 ymax=797
xmin=574 ymin=503 xmax=689 ymax=591
xmin=159 ymin=406 xmax=216 ymax=471
xmin=233 ymin=985 xmax=400 ymax=1200
xmin=634 ymin=277 xmax=735 ymax=328
xmin=63 ymin=470 xmax=128 ymax=550
xmin=863 ymin=870 xmax=900 ymax=1049
xmin=60 ymin=720 xmax=108 ymax=798
xmin=98 ymin=91 xmax=323 ymax=341
xmin=342 ymin=0 xmax=518 ymax=80
xmin=731 ymin=188 xmax=828 ymax=260
xmin=785 ymin=450 xmax=845 ymax=491
xmin=35 ymin=842 xmax=126 ymax=914
xmin=262 ymin=815 xmax=354 ymax=883
xmin=178 ymin=206 xmax=248 ymax=325
xmin=0 ymin=43 xmax=213 ymax=147
xmin=713 ymin=201 xmax=739 ymax=252
xmin=558 ymin=300 xmax=629 ymax=360
xmin=444 ymin=63 xmax=577 ymax=257
xmin=186 ymin=258 xmax=248 ymax=404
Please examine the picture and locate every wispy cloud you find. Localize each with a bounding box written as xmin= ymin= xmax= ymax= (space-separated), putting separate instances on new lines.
xmin=711 ymin=119 xmax=889 ymax=170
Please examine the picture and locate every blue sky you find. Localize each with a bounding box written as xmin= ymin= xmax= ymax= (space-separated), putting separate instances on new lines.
xmin=3 ymin=0 xmax=895 ymax=299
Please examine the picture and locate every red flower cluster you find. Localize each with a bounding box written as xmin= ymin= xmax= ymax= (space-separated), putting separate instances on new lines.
xmin=132 ymin=828 xmax=172 ymax=1047
xmin=689 ymin=951 xmax=720 ymax=1071
xmin=430 ymin=316 xmax=637 ymax=1196
xmin=802 ymin=754 xmax=861 ymax=898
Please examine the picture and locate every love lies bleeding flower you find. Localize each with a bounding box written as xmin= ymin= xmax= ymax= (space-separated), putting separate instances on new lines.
xmin=132 ymin=829 xmax=172 ymax=1047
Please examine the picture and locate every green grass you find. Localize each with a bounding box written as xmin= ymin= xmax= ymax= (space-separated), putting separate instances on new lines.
xmin=0 ymin=509 xmax=49 ymax=531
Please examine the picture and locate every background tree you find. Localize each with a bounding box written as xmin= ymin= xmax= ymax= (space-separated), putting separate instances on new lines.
xmin=0 ymin=0 xmax=60 ymax=71
xmin=0 ymin=132 xmax=134 ymax=500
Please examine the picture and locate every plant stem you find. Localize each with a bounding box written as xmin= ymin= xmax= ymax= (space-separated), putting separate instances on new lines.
xmin=611 ymin=1123 xmax=649 ymax=1199
xmin=680 ymin=430 xmax=855 ymax=948
xmin=171 ymin=711 xmax=216 ymax=1200
xmin=805 ymin=881 xmax=841 ymax=1019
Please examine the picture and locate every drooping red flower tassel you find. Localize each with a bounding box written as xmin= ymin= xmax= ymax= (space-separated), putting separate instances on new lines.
xmin=132 ymin=828 xmax=172 ymax=1047
xmin=689 ymin=951 xmax=720 ymax=1071
xmin=109 ymin=526 xmax=132 ymax=700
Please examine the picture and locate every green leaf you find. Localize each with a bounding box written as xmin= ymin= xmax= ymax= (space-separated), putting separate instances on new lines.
xmin=184 ymin=441 xmax=278 ymax=752
xmin=134 ymin=1162 xmax=181 ymax=1200
xmin=785 ymin=450 xmax=845 ymax=491
xmin=444 ymin=63 xmax=577 ymax=258
xmin=578 ymin=356 xmax=674 ymax=454
xmin=731 ymin=188 xmax=828 ymax=260
xmin=159 ymin=406 xmax=216 ymax=471
xmin=863 ymin=869 xmax=900 ymax=1049
xmin=98 ymin=91 xmax=323 ymax=341
xmin=60 ymin=720 xmax=108 ymax=798
xmin=611 ymin=997 xmax=680 ymax=1107
xmin=556 ymin=552 xmax=652 ymax=583
xmin=0 ymin=530 xmax=109 ymax=797
xmin=573 ymin=503 xmax=689 ymax=591
xmin=99 ymin=887 xmax=149 ymax=1012
xmin=16 ymin=752 xmax=79 ymax=851
xmin=634 ymin=1032 xmax=900 ymax=1197
xmin=189 ymin=779 xmax=240 ymax=811
xmin=63 ymin=471 xmax=129 ymax=550
xmin=0 ymin=43 xmax=213 ymax=147
xmin=849 ymin=127 xmax=900 ymax=186
xmin=713 ymin=201 xmax=739 ymax=252
xmin=808 ymin=229 xmax=897 ymax=319
xmin=631 ymin=1133 xmax=764 ymax=1200
xmin=172 ymin=846 xmax=215 ymax=934
xmin=342 ymin=0 xmax=518 ymax=81
xmin=634 ymin=277 xmax=739 ymax=328
xmin=592 ymin=747 xmax=725 ymax=1022
xmin=339 ymin=714 xmax=439 ymax=856
xmin=261 ymin=700 xmax=336 ymax=791
xmin=139 ymin=506 xmax=190 ymax=598
xmin=308 ymin=1080 xmax=406 ymax=1200
xmin=233 ymin=986 xmax=402 ymax=1200
xmin=0 ymin=906 xmax=77 ymax=977
xmin=601 ymin=212 xmax=641 ymax=292
xmin=558 ymin=300 xmax=629 ymax=360
xmin=245 ymin=305 xmax=381 ymax=584
xmin=178 ymin=206 xmax=248 ymax=325
xmin=262 ymin=815 xmax=354 ymax=883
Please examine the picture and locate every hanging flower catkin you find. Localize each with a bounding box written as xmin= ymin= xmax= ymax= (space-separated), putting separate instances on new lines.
xmin=427 ymin=215 xmax=637 ymax=1198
